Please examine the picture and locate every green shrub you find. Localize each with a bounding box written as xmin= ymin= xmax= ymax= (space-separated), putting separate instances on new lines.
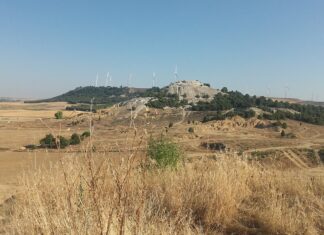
xmin=40 ymin=134 xmax=70 ymax=149
xmin=58 ymin=136 xmax=69 ymax=149
xmin=221 ymin=87 xmax=228 ymax=93
xmin=25 ymin=144 xmax=37 ymax=150
xmin=281 ymin=130 xmax=286 ymax=137
xmin=255 ymin=123 xmax=266 ymax=129
xmin=147 ymin=137 xmax=181 ymax=168
xmin=201 ymin=142 xmax=226 ymax=151
xmin=54 ymin=111 xmax=63 ymax=119
xmin=70 ymin=133 xmax=81 ymax=145
xmin=168 ymin=122 xmax=174 ymax=128
xmin=188 ymin=127 xmax=194 ymax=133
xmin=40 ymin=134 xmax=56 ymax=148
xmin=318 ymin=149 xmax=324 ymax=163
xmin=81 ymin=130 xmax=91 ymax=138
xmin=282 ymin=122 xmax=288 ymax=129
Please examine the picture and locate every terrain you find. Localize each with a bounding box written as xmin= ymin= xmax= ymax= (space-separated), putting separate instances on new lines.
xmin=0 ymin=81 xmax=323 ymax=234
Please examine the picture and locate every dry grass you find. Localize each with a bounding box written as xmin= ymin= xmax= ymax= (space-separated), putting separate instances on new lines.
xmin=3 ymin=143 xmax=324 ymax=235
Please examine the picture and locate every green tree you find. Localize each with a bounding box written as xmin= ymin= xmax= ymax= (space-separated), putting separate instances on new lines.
xmin=281 ymin=130 xmax=286 ymax=137
xmin=282 ymin=122 xmax=288 ymax=129
xmin=318 ymin=149 xmax=324 ymax=162
xmin=58 ymin=136 xmax=69 ymax=149
xmin=40 ymin=134 xmax=56 ymax=148
xmin=70 ymin=133 xmax=81 ymax=145
xmin=81 ymin=130 xmax=91 ymax=139
xmin=221 ymin=87 xmax=228 ymax=93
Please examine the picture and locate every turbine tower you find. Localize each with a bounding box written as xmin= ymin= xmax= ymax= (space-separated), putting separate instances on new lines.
xmin=152 ymin=72 xmax=156 ymax=87
xmin=128 ymin=73 xmax=133 ymax=87
xmin=174 ymin=65 xmax=179 ymax=81
xmin=95 ymin=73 xmax=99 ymax=87
xmin=105 ymin=72 xmax=110 ymax=87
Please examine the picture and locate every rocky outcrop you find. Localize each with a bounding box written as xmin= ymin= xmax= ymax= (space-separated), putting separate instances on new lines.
xmin=166 ymin=80 xmax=220 ymax=103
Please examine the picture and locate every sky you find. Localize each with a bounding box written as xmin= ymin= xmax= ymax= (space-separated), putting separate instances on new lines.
xmin=0 ymin=0 xmax=323 ymax=100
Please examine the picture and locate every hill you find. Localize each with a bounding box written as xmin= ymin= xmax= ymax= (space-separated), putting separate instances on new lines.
xmin=26 ymin=80 xmax=324 ymax=125
xmin=25 ymin=86 xmax=148 ymax=105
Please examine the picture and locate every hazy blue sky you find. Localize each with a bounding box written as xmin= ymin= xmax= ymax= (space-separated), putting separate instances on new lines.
xmin=0 ymin=0 xmax=323 ymax=100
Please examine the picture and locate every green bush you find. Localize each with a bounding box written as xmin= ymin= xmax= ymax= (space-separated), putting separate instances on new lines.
xmin=221 ymin=87 xmax=228 ymax=93
xmin=70 ymin=133 xmax=81 ymax=145
xmin=25 ymin=144 xmax=37 ymax=150
xmin=318 ymin=149 xmax=324 ymax=163
xmin=40 ymin=134 xmax=70 ymax=149
xmin=188 ymin=127 xmax=194 ymax=133
xmin=168 ymin=122 xmax=174 ymax=128
xmin=81 ymin=130 xmax=91 ymax=138
xmin=282 ymin=122 xmax=288 ymax=129
xmin=281 ymin=130 xmax=286 ymax=137
xmin=40 ymin=134 xmax=56 ymax=148
xmin=54 ymin=111 xmax=63 ymax=119
xmin=147 ymin=137 xmax=181 ymax=168
xmin=58 ymin=136 xmax=69 ymax=149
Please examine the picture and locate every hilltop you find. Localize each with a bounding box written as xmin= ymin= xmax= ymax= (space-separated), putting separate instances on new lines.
xmin=25 ymin=80 xmax=324 ymax=125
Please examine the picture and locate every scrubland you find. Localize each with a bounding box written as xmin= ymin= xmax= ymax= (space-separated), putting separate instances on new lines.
xmin=3 ymin=143 xmax=324 ymax=235
xmin=1 ymin=103 xmax=324 ymax=234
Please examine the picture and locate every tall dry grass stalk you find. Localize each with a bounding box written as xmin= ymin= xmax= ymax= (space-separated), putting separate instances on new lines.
xmin=4 ymin=148 xmax=324 ymax=235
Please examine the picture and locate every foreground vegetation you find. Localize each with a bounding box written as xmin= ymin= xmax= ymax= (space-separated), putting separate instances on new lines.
xmin=4 ymin=142 xmax=324 ymax=234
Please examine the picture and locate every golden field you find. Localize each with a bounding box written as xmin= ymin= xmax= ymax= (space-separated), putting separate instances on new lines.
xmin=0 ymin=102 xmax=323 ymax=234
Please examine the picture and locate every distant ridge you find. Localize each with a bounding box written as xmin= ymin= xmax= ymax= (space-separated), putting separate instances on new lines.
xmin=24 ymin=80 xmax=324 ymax=125
xmin=271 ymin=97 xmax=324 ymax=107
xmin=25 ymin=86 xmax=149 ymax=104
xmin=0 ymin=97 xmax=27 ymax=102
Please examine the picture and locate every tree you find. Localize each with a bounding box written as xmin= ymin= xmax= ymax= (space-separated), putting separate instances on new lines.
xmin=221 ymin=87 xmax=228 ymax=93
xmin=58 ymin=136 xmax=69 ymax=149
xmin=282 ymin=122 xmax=288 ymax=129
xmin=70 ymin=133 xmax=81 ymax=145
xmin=55 ymin=111 xmax=63 ymax=119
xmin=81 ymin=130 xmax=91 ymax=139
xmin=319 ymin=149 xmax=324 ymax=162
xmin=40 ymin=134 xmax=56 ymax=148
xmin=281 ymin=130 xmax=286 ymax=137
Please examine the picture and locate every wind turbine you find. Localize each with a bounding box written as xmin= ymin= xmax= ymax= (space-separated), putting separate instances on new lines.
xmin=152 ymin=72 xmax=156 ymax=87
xmin=174 ymin=65 xmax=179 ymax=81
xmin=95 ymin=73 xmax=99 ymax=87
xmin=105 ymin=72 xmax=110 ymax=87
xmin=128 ymin=73 xmax=133 ymax=87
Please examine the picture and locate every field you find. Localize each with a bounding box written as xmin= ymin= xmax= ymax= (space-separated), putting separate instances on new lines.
xmin=0 ymin=102 xmax=323 ymax=234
